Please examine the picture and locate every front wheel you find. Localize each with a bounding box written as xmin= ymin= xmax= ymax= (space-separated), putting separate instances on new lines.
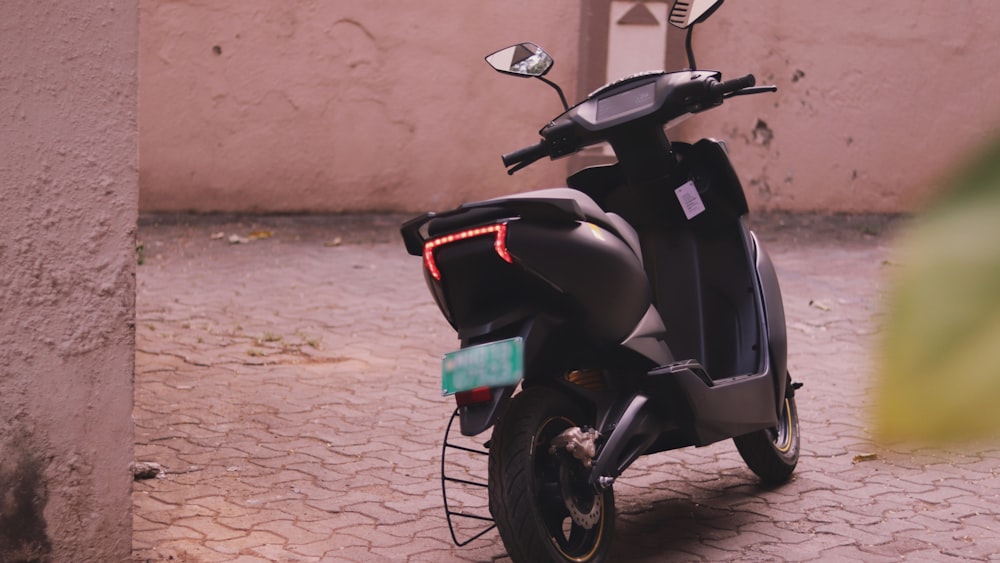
xmin=488 ymin=387 xmax=614 ymax=563
xmin=733 ymin=388 xmax=800 ymax=484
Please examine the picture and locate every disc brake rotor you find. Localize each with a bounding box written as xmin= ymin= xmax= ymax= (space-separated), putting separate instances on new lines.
xmin=559 ymin=463 xmax=601 ymax=529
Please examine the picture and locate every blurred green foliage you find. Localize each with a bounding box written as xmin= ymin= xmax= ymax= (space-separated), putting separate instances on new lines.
xmin=876 ymin=135 xmax=1000 ymax=443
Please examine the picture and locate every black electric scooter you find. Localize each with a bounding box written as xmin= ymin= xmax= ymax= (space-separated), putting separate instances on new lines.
xmin=400 ymin=1 xmax=800 ymax=560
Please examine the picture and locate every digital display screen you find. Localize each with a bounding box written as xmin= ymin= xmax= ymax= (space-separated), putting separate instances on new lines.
xmin=596 ymin=82 xmax=656 ymax=122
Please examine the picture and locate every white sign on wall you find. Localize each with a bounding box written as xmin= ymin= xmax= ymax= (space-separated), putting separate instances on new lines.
xmin=608 ymin=1 xmax=669 ymax=79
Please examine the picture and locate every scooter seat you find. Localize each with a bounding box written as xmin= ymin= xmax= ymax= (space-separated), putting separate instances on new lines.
xmin=480 ymin=187 xmax=644 ymax=262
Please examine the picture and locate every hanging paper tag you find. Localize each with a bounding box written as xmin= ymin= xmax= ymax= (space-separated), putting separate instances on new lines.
xmin=674 ymin=180 xmax=705 ymax=220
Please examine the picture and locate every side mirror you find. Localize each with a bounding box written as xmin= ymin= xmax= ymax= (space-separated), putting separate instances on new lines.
xmin=485 ymin=43 xmax=554 ymax=78
xmin=668 ymin=0 xmax=724 ymax=29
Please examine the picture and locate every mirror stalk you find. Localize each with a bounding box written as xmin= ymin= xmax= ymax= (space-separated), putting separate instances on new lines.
xmin=685 ymin=26 xmax=697 ymax=69
xmin=538 ymin=76 xmax=569 ymax=112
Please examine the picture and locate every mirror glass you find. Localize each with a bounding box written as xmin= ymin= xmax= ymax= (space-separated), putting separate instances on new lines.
xmin=486 ymin=43 xmax=553 ymax=77
xmin=668 ymin=0 xmax=723 ymax=28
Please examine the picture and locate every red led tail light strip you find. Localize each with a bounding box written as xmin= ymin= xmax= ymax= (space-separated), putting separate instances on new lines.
xmin=423 ymin=222 xmax=513 ymax=281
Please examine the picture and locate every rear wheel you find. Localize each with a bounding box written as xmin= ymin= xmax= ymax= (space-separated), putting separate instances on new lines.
xmin=488 ymin=387 xmax=614 ymax=562
xmin=733 ymin=385 xmax=800 ymax=484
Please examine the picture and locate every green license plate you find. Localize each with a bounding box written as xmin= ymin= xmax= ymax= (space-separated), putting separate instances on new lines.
xmin=441 ymin=337 xmax=524 ymax=396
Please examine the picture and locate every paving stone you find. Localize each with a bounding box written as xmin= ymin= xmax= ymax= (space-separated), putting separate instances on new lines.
xmin=132 ymin=215 xmax=1000 ymax=561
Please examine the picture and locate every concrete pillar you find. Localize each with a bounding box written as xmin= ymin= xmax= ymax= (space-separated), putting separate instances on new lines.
xmin=0 ymin=1 xmax=138 ymax=561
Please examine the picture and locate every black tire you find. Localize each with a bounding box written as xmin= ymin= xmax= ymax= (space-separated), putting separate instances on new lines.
xmin=733 ymin=391 xmax=800 ymax=484
xmin=488 ymin=387 xmax=614 ymax=563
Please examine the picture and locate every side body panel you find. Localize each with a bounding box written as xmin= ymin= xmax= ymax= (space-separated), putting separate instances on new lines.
xmin=753 ymin=232 xmax=789 ymax=407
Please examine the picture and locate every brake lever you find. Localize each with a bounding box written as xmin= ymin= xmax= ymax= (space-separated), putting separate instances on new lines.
xmin=725 ymin=85 xmax=778 ymax=98
xmin=506 ymin=160 xmax=533 ymax=175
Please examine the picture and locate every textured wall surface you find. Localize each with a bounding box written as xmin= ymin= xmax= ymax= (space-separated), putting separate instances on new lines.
xmin=140 ymin=1 xmax=1000 ymax=214
xmin=0 ymin=1 xmax=137 ymax=561
xmin=678 ymin=0 xmax=1000 ymax=212
xmin=139 ymin=0 xmax=580 ymax=213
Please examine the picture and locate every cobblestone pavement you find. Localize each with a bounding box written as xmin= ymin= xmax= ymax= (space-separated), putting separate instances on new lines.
xmin=132 ymin=214 xmax=1000 ymax=562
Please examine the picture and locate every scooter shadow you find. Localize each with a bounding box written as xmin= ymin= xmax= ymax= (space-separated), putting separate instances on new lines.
xmin=609 ymin=479 xmax=780 ymax=560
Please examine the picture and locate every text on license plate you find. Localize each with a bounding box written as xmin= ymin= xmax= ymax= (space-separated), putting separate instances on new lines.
xmin=441 ymin=337 xmax=524 ymax=396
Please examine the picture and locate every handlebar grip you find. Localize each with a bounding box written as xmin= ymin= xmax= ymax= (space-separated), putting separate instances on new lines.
xmin=712 ymin=74 xmax=756 ymax=96
xmin=502 ymin=141 xmax=548 ymax=168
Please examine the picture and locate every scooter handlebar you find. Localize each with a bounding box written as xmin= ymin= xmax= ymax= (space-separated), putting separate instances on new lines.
xmin=502 ymin=140 xmax=549 ymax=173
xmin=502 ymin=73 xmax=766 ymax=174
xmin=710 ymin=73 xmax=756 ymax=96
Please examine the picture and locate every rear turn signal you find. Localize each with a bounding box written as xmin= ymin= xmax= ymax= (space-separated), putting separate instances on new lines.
xmin=423 ymin=222 xmax=513 ymax=281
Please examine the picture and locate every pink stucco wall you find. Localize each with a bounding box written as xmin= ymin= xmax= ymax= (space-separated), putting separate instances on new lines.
xmin=139 ymin=1 xmax=579 ymax=213
xmin=677 ymin=0 xmax=1000 ymax=212
xmin=140 ymin=1 xmax=1000 ymax=214
xmin=0 ymin=2 xmax=137 ymax=561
